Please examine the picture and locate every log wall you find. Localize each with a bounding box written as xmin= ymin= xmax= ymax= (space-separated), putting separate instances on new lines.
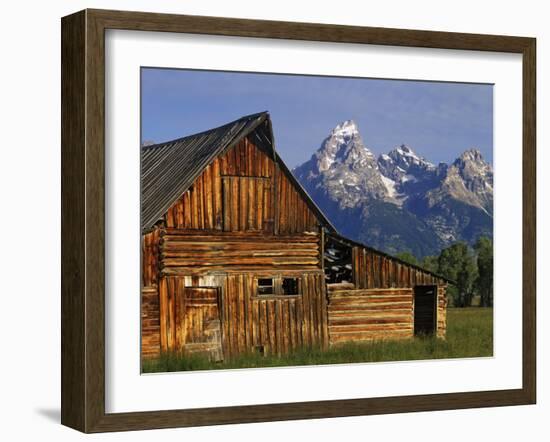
xmin=327 ymin=285 xmax=447 ymax=345
xmin=352 ymin=246 xmax=445 ymax=289
xmin=159 ymin=229 xmax=321 ymax=276
xmin=162 ymin=137 xmax=318 ymax=234
xmin=328 ymin=288 xmax=414 ymax=344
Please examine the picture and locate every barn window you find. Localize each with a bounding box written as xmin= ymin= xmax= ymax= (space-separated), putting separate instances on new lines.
xmin=256 ymin=276 xmax=301 ymax=297
xmin=257 ymin=278 xmax=275 ymax=295
xmin=282 ymin=278 xmax=299 ymax=295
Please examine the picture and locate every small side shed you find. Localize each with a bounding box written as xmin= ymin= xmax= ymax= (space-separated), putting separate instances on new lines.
xmin=140 ymin=112 xmax=451 ymax=361
xmin=323 ymin=233 xmax=448 ymax=345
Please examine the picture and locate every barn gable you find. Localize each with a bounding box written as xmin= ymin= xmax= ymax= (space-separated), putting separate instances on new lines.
xmin=141 ymin=112 xmax=335 ymax=233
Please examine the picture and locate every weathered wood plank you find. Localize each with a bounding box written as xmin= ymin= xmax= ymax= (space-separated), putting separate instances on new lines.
xmin=227 ymin=276 xmax=237 ymax=356
xmin=239 ymin=176 xmax=248 ymax=231
xmin=247 ymin=176 xmax=256 ymax=231
xmin=330 ymin=330 xmax=413 ymax=343
xmin=245 ymin=275 xmax=253 ymax=350
xmin=329 ymin=316 xmax=412 ymax=326
xmin=295 ymin=293 xmax=304 ymax=348
xmin=237 ymin=275 xmax=246 ymax=353
xmin=328 ymin=307 xmax=412 ymax=315
xmin=267 ymin=299 xmax=276 ymax=356
xmin=310 ymin=275 xmax=319 ymax=346
xmin=256 ymin=178 xmax=264 ymax=231
xmin=230 ymin=177 xmax=239 ymax=232
xmin=260 ymin=300 xmax=268 ymax=351
xmin=162 ymin=257 xmax=320 ymax=267
xmin=212 ymin=160 xmax=222 ymax=230
xmin=275 ymin=300 xmax=283 ymax=354
xmin=283 ymin=300 xmax=290 ymax=354
xmin=289 ymin=298 xmax=296 ymax=351
xmin=204 ymin=165 xmax=213 ymax=229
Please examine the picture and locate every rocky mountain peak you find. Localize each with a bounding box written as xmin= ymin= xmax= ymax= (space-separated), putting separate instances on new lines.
xmin=314 ymin=119 xmax=374 ymax=172
xmin=457 ymin=148 xmax=485 ymax=163
xmin=378 ymin=144 xmax=435 ymax=184
xmin=446 ymin=148 xmax=493 ymax=208
xmin=425 ymin=148 xmax=493 ymax=217
xmin=389 ymin=144 xmax=435 ymax=169
xmin=293 ymin=122 xmax=494 ymax=257
xmin=294 ymin=120 xmax=389 ymax=209
xmin=452 ymin=148 xmax=492 ymax=183
xmin=331 ymin=119 xmax=359 ymax=137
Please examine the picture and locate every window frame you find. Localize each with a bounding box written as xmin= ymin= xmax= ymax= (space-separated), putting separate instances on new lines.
xmin=256 ymin=277 xmax=276 ymax=296
xmin=254 ymin=275 xmax=302 ymax=298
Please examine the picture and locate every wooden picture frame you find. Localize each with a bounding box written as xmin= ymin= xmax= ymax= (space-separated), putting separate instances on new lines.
xmin=61 ymin=8 xmax=536 ymax=433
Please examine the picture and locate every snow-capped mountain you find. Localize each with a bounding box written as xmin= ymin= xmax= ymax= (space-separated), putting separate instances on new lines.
xmin=294 ymin=120 xmax=411 ymax=209
xmin=294 ymin=120 xmax=392 ymax=208
xmin=293 ymin=120 xmax=493 ymax=258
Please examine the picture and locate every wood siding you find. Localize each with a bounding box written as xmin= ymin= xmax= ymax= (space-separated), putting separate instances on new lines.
xmin=159 ymin=229 xmax=321 ymax=275
xmin=219 ymin=135 xmax=275 ymax=178
xmin=221 ymin=176 xmax=273 ymax=232
xmin=158 ymin=283 xmax=223 ymax=360
xmin=327 ymin=285 xmax=447 ymax=345
xmin=141 ymin=228 xmax=161 ymax=358
xmin=221 ymin=272 xmax=328 ymax=358
xmin=157 ymin=272 xmax=328 ymax=358
xmin=152 ymin=279 xmax=447 ymax=357
xmin=163 ymin=137 xmax=318 ymax=234
xmin=352 ymin=246 xmax=445 ymax=289
xmin=328 ymin=288 xmax=414 ymax=344
xmin=141 ymin=286 xmax=160 ymax=358
xmin=142 ymin=228 xmax=160 ymax=287
xmin=275 ymin=167 xmax=319 ymax=234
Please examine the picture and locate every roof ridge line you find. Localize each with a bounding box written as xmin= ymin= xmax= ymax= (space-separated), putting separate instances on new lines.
xmin=141 ymin=111 xmax=269 ymax=150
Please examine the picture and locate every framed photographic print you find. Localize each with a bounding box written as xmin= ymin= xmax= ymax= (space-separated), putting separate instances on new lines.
xmin=61 ymin=9 xmax=536 ymax=433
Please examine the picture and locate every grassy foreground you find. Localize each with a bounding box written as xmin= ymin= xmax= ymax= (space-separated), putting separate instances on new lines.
xmin=142 ymin=307 xmax=493 ymax=373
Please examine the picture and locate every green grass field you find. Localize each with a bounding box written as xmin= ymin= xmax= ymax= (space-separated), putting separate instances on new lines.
xmin=142 ymin=307 xmax=493 ymax=373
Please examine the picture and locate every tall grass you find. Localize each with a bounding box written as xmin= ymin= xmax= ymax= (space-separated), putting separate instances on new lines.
xmin=142 ymin=307 xmax=493 ymax=373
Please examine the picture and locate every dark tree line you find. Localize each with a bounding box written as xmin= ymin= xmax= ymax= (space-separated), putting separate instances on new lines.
xmin=396 ymin=236 xmax=493 ymax=307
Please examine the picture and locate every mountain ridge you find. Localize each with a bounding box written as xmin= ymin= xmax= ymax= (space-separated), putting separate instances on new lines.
xmin=293 ymin=120 xmax=493 ymax=258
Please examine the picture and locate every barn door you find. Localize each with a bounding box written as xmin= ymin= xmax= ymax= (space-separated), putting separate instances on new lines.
xmin=180 ymin=287 xmax=223 ymax=361
xmin=414 ymin=285 xmax=437 ymax=336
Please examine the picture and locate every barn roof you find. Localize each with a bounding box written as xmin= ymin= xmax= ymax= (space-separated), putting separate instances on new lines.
xmin=141 ymin=112 xmax=336 ymax=232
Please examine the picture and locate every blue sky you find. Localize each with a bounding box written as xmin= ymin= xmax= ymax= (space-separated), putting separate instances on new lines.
xmin=141 ymin=68 xmax=493 ymax=168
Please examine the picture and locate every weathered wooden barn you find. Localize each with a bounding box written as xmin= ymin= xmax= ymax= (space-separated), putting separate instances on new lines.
xmin=141 ymin=112 xmax=450 ymax=360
